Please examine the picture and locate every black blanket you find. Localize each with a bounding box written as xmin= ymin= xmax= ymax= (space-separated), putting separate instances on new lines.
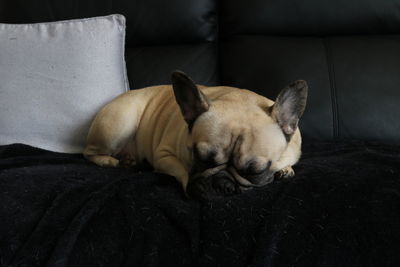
xmin=1 ymin=141 xmax=400 ymax=267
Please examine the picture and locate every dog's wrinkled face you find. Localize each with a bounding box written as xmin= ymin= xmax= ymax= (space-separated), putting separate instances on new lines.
xmin=190 ymin=109 xmax=286 ymax=186
xmin=171 ymin=71 xmax=308 ymax=199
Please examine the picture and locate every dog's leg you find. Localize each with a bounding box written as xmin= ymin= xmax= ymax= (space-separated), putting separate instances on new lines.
xmin=275 ymin=131 xmax=302 ymax=179
xmin=83 ymin=92 xmax=142 ymax=168
xmin=153 ymin=155 xmax=189 ymax=191
xmin=117 ymin=141 xmax=137 ymax=168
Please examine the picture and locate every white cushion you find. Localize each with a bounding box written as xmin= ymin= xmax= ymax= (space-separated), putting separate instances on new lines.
xmin=0 ymin=15 xmax=129 ymax=153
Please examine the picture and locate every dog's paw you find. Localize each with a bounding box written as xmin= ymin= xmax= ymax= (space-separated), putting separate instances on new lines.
xmin=87 ymin=155 xmax=120 ymax=168
xmin=275 ymin=166 xmax=295 ymax=179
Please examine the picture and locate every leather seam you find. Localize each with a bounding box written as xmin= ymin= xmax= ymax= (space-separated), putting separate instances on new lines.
xmin=323 ymin=38 xmax=339 ymax=139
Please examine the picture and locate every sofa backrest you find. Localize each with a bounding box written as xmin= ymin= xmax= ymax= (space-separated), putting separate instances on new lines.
xmin=0 ymin=0 xmax=219 ymax=88
xmin=219 ymin=0 xmax=400 ymax=144
xmin=2 ymin=0 xmax=400 ymax=144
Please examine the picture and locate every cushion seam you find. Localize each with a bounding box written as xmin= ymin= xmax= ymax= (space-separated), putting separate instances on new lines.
xmin=323 ymin=38 xmax=339 ymax=139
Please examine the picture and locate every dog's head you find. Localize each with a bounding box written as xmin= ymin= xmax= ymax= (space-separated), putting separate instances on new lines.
xmin=171 ymin=71 xmax=308 ymax=199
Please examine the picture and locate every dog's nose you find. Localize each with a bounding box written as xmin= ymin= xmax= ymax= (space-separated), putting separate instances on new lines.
xmin=239 ymin=160 xmax=272 ymax=177
xmin=212 ymin=171 xmax=240 ymax=196
xmin=186 ymin=170 xmax=240 ymax=200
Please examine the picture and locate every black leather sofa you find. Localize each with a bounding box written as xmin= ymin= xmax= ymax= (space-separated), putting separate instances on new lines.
xmin=1 ymin=1 xmax=400 ymax=266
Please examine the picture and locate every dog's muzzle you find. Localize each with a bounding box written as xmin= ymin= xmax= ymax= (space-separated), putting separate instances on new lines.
xmin=186 ymin=164 xmax=275 ymax=199
xmin=227 ymin=166 xmax=275 ymax=188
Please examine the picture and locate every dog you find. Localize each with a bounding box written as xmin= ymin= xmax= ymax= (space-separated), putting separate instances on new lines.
xmin=83 ymin=71 xmax=308 ymax=198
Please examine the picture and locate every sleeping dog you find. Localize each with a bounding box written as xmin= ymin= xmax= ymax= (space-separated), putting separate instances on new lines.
xmin=84 ymin=71 xmax=308 ymax=198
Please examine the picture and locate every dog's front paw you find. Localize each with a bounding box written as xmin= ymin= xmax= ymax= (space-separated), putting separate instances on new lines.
xmin=87 ymin=155 xmax=120 ymax=168
xmin=275 ymin=166 xmax=295 ymax=179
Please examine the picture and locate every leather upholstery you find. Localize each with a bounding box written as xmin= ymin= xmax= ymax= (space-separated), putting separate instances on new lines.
xmin=219 ymin=0 xmax=400 ymax=143
xmin=220 ymin=0 xmax=400 ymax=36
xmin=220 ymin=36 xmax=334 ymax=140
xmin=126 ymin=44 xmax=219 ymax=89
xmin=331 ymin=36 xmax=400 ymax=142
xmin=1 ymin=0 xmax=400 ymax=143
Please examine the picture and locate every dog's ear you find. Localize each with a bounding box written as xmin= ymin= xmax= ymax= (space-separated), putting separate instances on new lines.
xmin=270 ymin=80 xmax=308 ymax=136
xmin=171 ymin=71 xmax=210 ymax=127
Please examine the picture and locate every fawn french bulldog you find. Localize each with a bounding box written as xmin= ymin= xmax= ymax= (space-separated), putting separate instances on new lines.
xmin=84 ymin=71 xmax=308 ymax=198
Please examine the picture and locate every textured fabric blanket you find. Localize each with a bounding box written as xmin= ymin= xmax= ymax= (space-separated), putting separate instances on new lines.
xmin=1 ymin=141 xmax=399 ymax=267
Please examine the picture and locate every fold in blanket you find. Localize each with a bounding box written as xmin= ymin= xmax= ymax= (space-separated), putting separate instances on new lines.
xmin=0 ymin=142 xmax=400 ymax=267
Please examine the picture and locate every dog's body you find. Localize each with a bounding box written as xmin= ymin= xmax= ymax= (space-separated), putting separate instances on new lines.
xmin=84 ymin=72 xmax=308 ymax=198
